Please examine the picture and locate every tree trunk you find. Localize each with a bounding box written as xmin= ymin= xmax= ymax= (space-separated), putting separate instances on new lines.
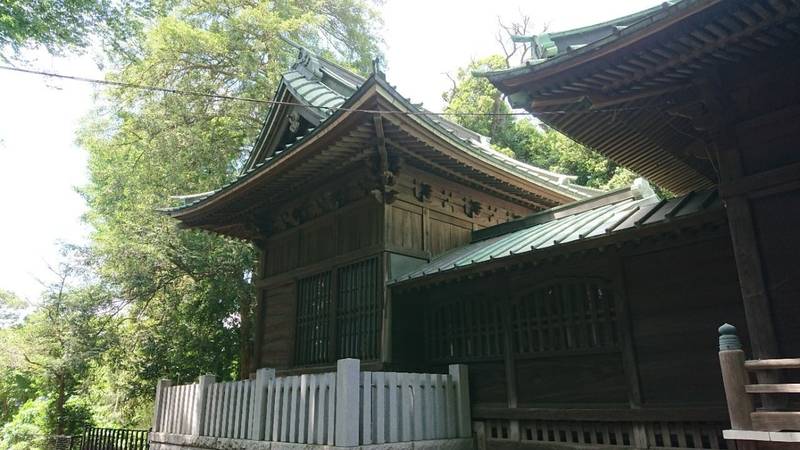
xmin=54 ymin=373 xmax=66 ymax=435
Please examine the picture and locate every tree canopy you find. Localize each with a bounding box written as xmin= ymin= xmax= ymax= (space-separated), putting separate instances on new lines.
xmin=0 ymin=0 xmax=157 ymax=60
xmin=1 ymin=0 xmax=383 ymax=440
xmin=443 ymin=56 xmax=637 ymax=190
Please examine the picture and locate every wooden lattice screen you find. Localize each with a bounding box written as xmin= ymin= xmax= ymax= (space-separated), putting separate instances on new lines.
xmin=511 ymin=279 xmax=618 ymax=355
xmin=336 ymin=257 xmax=381 ymax=360
xmin=426 ymin=295 xmax=506 ymax=362
xmin=426 ymin=279 xmax=618 ymax=363
xmin=295 ymin=258 xmax=381 ymax=365
xmin=295 ymin=272 xmax=332 ymax=365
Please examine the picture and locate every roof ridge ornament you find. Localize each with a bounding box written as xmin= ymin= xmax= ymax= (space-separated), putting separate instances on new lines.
xmin=294 ymin=48 xmax=323 ymax=81
xmin=371 ymin=56 xmax=385 ymax=79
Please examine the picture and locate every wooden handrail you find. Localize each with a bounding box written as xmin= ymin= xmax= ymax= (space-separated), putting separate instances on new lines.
xmin=718 ymin=323 xmax=800 ymax=434
xmin=745 ymin=384 xmax=800 ymax=394
xmin=745 ymin=359 xmax=800 ymax=370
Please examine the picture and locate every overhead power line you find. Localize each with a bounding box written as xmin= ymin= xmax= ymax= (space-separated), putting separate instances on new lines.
xmin=0 ymin=64 xmax=654 ymax=117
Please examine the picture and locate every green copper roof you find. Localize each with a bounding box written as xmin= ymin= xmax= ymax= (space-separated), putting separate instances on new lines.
xmin=481 ymin=0 xmax=688 ymax=83
xmin=167 ymin=46 xmax=609 ymax=215
xmin=391 ymin=185 xmax=721 ymax=284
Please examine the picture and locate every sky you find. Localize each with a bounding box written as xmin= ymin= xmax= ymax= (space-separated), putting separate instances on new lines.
xmin=0 ymin=0 xmax=662 ymax=303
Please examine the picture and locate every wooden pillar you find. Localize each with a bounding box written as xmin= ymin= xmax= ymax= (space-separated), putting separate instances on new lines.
xmin=715 ymin=131 xmax=780 ymax=360
xmin=718 ymin=324 xmax=754 ymax=430
xmin=715 ymin=129 xmax=785 ymax=411
xmin=502 ymin=293 xmax=520 ymax=441
xmin=381 ymin=252 xmax=392 ymax=364
xmin=252 ymin=243 xmax=267 ymax=370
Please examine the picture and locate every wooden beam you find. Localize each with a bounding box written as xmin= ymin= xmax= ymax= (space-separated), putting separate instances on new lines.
xmin=471 ymin=406 xmax=729 ymax=422
xmin=719 ymin=161 xmax=800 ymax=199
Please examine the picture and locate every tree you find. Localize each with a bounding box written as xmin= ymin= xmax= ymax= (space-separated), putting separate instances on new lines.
xmin=443 ymin=51 xmax=636 ymax=190
xmin=0 ymin=246 xmax=117 ymax=437
xmin=0 ymin=0 xmax=157 ymax=61
xmin=0 ymin=289 xmax=28 ymax=329
xmin=77 ymin=0 xmax=382 ymax=405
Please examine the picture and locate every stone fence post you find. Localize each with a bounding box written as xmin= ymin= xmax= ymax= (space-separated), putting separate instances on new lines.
xmin=250 ymin=367 xmax=276 ymax=440
xmin=192 ymin=375 xmax=215 ymax=437
xmin=152 ymin=378 xmax=172 ymax=432
xmin=449 ymin=364 xmax=471 ymax=438
xmin=335 ymin=358 xmax=361 ymax=446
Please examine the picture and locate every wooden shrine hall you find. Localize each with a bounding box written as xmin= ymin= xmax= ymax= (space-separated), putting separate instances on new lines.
xmin=156 ymin=1 xmax=800 ymax=449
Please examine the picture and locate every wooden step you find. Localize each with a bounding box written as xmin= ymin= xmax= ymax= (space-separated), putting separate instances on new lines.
xmin=746 ymin=384 xmax=800 ymax=394
xmin=751 ymin=411 xmax=800 ymax=432
xmin=745 ymin=358 xmax=800 ymax=370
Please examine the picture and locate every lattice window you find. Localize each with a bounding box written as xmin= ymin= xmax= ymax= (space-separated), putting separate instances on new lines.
xmin=295 ymin=258 xmax=381 ymax=365
xmin=336 ymin=258 xmax=381 ymax=360
xmin=295 ymin=272 xmax=332 ymax=365
xmin=484 ymin=419 xmax=730 ymax=449
xmin=426 ymin=296 xmax=506 ymax=362
xmin=519 ymin=420 xmax=634 ymax=446
xmin=511 ymin=279 xmax=618 ymax=355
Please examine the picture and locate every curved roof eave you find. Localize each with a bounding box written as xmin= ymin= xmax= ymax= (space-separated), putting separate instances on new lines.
xmin=165 ymin=78 xmax=381 ymax=221
xmin=481 ymin=0 xmax=717 ymax=90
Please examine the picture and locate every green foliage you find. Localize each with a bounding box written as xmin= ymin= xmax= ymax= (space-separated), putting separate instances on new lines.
xmin=0 ymin=289 xmax=28 ymax=329
xmin=73 ymin=0 xmax=381 ymax=426
xmin=0 ymin=398 xmax=49 ymax=450
xmin=0 ymin=0 xmax=158 ymax=60
xmin=0 ymin=0 xmax=382 ymax=433
xmin=443 ymin=56 xmax=638 ymax=191
xmin=0 ymin=396 xmax=92 ymax=448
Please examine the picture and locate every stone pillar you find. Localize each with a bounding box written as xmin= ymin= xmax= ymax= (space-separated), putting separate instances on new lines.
xmin=449 ymin=364 xmax=471 ymax=438
xmin=152 ymin=379 xmax=172 ymax=432
xmin=335 ymin=358 xmax=361 ymax=446
xmin=192 ymin=375 xmax=215 ymax=437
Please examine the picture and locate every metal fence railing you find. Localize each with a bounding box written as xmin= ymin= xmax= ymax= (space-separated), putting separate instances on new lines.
xmin=75 ymin=427 xmax=149 ymax=450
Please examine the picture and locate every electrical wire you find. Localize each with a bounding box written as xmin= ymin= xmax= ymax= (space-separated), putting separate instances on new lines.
xmin=0 ymin=64 xmax=657 ymax=117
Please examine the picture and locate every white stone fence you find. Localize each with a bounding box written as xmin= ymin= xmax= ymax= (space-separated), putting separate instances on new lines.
xmin=151 ymin=359 xmax=471 ymax=447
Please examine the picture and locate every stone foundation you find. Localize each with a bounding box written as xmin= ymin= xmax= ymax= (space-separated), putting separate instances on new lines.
xmin=149 ymin=432 xmax=475 ymax=450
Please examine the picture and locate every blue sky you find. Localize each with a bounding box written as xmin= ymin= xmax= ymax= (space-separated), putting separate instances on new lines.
xmin=0 ymin=0 xmax=661 ymax=303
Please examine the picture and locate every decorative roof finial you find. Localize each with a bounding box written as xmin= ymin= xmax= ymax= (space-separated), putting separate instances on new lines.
xmin=294 ymin=48 xmax=322 ymax=81
xmin=371 ymin=56 xmax=384 ymax=79
xmin=719 ymin=323 xmax=741 ymax=351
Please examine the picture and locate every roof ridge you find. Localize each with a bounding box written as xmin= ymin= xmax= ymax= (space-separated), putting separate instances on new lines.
xmin=471 ymin=178 xmax=655 ymax=242
xmin=544 ymin=0 xmax=679 ymax=39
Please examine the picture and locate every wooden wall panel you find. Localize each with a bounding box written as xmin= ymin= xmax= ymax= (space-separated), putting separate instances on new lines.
xmin=266 ymin=232 xmax=298 ymax=276
xmin=298 ymin=216 xmax=336 ymax=266
xmin=469 ymin=361 xmax=508 ymax=407
xmin=260 ymin=281 xmax=297 ymax=369
xmin=394 ymin=166 xmax=534 ymax=229
xmin=736 ymin=107 xmax=800 ymax=176
xmin=429 ymin=212 xmax=472 ymax=256
xmin=751 ymin=190 xmax=800 ymax=358
xmin=337 ymin=200 xmax=382 ymax=254
xmin=387 ymin=201 xmax=423 ymax=252
xmin=623 ymin=236 xmax=747 ymax=406
xmin=515 ymin=353 xmax=628 ymax=405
